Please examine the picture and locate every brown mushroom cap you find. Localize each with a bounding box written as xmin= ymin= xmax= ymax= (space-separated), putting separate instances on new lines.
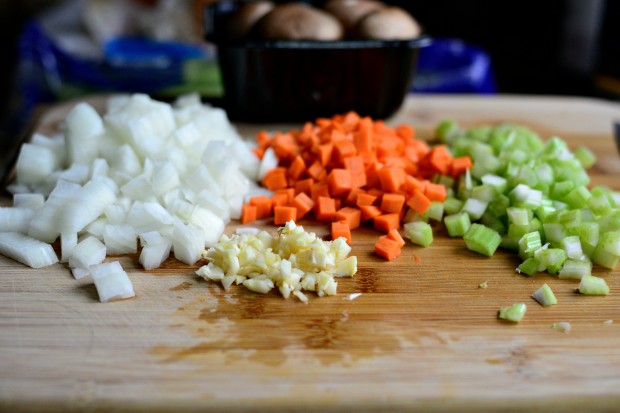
xmin=356 ymin=7 xmax=421 ymax=40
xmin=227 ymin=1 xmax=276 ymax=40
xmin=257 ymin=3 xmax=344 ymax=40
xmin=323 ymin=0 xmax=385 ymax=33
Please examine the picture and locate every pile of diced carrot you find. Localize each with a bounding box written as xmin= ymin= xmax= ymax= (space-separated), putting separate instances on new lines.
xmin=241 ymin=111 xmax=471 ymax=260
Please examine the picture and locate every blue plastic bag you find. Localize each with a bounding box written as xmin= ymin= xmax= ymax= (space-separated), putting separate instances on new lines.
xmin=413 ymin=37 xmax=497 ymax=94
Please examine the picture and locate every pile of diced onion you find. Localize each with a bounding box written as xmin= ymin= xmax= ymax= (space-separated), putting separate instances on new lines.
xmin=0 ymin=94 xmax=278 ymax=302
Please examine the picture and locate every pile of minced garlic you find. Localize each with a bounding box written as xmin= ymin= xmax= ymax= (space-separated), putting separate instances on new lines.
xmin=195 ymin=221 xmax=357 ymax=303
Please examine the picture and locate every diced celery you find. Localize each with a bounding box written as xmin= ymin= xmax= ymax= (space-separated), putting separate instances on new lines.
xmin=481 ymin=174 xmax=507 ymax=194
xmin=435 ymin=175 xmax=455 ymax=189
xmin=404 ymin=221 xmax=433 ymax=247
xmin=436 ymin=119 xmax=460 ymax=144
xmin=517 ymin=257 xmax=541 ymax=276
xmin=598 ymin=231 xmax=620 ymax=256
xmin=443 ymin=197 xmax=464 ymax=215
xmin=472 ymin=184 xmax=497 ymax=202
xmin=592 ymin=245 xmax=620 ymax=269
xmin=507 ymin=207 xmax=530 ymax=226
xmin=578 ymin=275 xmax=610 ymax=295
xmin=424 ymin=201 xmax=445 ymax=222
xmin=561 ymin=235 xmax=583 ymax=259
xmin=519 ymin=231 xmax=542 ymax=260
xmin=573 ymin=146 xmax=597 ymax=168
xmin=551 ymin=181 xmax=575 ymax=199
xmin=562 ymin=186 xmax=591 ymax=209
xmin=558 ymin=259 xmax=592 ymax=280
xmin=500 ymin=236 xmax=519 ymax=252
xmin=498 ymin=303 xmax=527 ymax=322
xmin=480 ymin=211 xmax=506 ymax=235
xmin=508 ymin=224 xmax=530 ymax=240
xmin=510 ymin=184 xmax=542 ymax=209
xmin=464 ymin=224 xmax=501 ymax=257
xmin=534 ymin=248 xmax=567 ymax=275
xmin=487 ymin=195 xmax=510 ymax=218
xmin=531 ymin=284 xmax=557 ymax=307
xmin=444 ymin=212 xmax=471 ymax=237
xmin=461 ymin=198 xmax=488 ymax=220
xmin=588 ymin=194 xmax=613 ymax=216
xmin=542 ymin=223 xmax=567 ymax=245
xmin=599 ymin=209 xmax=620 ymax=232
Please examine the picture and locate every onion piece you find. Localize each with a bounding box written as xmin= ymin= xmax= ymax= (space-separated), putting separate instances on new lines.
xmin=90 ymin=261 xmax=135 ymax=302
xmin=0 ymin=232 xmax=59 ymax=268
xmin=69 ymin=236 xmax=106 ymax=269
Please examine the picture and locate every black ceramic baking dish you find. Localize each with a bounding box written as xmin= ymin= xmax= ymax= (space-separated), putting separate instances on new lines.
xmin=204 ymin=1 xmax=431 ymax=122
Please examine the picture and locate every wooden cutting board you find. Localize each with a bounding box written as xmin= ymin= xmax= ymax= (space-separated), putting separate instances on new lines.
xmin=1 ymin=95 xmax=620 ymax=413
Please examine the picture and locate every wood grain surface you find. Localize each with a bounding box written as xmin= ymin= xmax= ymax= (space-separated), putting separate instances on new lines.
xmin=1 ymin=94 xmax=620 ymax=413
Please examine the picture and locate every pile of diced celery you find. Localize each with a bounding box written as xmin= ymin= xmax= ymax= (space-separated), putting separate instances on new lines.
xmin=427 ymin=120 xmax=620 ymax=295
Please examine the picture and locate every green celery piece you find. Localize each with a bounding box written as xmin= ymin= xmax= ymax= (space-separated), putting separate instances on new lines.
xmin=588 ymin=194 xmax=612 ymax=216
xmin=464 ymin=224 xmax=501 ymax=257
xmin=501 ymin=236 xmax=519 ymax=252
xmin=461 ymin=198 xmax=488 ymax=220
xmin=510 ymin=165 xmax=539 ymax=188
xmin=558 ymin=259 xmax=592 ymax=280
xmin=518 ymin=257 xmax=541 ymax=276
xmin=578 ymin=275 xmax=610 ymax=295
xmin=480 ymin=211 xmax=507 ymax=235
xmin=591 ymin=246 xmax=619 ymax=269
xmin=443 ymin=197 xmax=464 ymax=215
xmin=498 ymin=303 xmax=527 ymax=322
xmin=424 ymin=201 xmax=445 ymax=222
xmin=444 ymin=212 xmax=471 ymax=237
xmin=466 ymin=125 xmax=492 ymax=142
xmin=598 ymin=231 xmax=620 ymax=256
xmin=510 ymin=184 xmax=543 ymax=209
xmin=574 ymin=146 xmax=597 ymax=169
xmin=508 ymin=224 xmax=530 ymax=240
xmin=487 ymin=195 xmax=510 ymax=218
xmin=519 ymin=231 xmax=542 ymax=260
xmin=535 ymin=248 xmax=567 ymax=275
xmin=599 ymin=209 xmax=620 ymax=232
xmin=542 ymin=223 xmax=567 ymax=245
xmin=435 ymin=119 xmax=460 ymax=144
xmin=531 ymin=284 xmax=557 ymax=307
xmin=507 ymin=207 xmax=530 ymax=226
xmin=404 ymin=221 xmax=433 ymax=248
xmin=471 ymin=184 xmax=497 ymax=203
xmin=481 ymin=174 xmax=507 ymax=194
xmin=435 ymin=174 xmax=455 ymax=189
xmin=561 ymin=235 xmax=583 ymax=259
xmin=562 ymin=186 xmax=592 ymax=209
xmin=551 ymin=181 xmax=575 ymax=200
xmin=535 ymin=163 xmax=555 ymax=186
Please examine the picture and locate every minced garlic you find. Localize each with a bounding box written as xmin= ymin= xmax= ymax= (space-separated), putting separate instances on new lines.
xmin=196 ymin=221 xmax=357 ymax=302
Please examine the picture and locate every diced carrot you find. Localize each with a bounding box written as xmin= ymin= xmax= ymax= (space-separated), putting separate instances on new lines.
xmin=424 ymin=182 xmax=447 ymax=202
xmin=250 ymin=195 xmax=273 ymax=219
xmin=311 ymin=182 xmax=330 ymax=201
xmin=356 ymin=192 xmax=377 ymax=207
xmin=256 ymin=130 xmax=271 ymax=149
xmin=316 ymin=143 xmax=333 ymax=166
xmin=344 ymin=187 xmax=363 ymax=206
xmin=365 ymin=161 xmax=382 ymax=189
xmin=241 ymin=203 xmax=257 ymax=224
xmin=315 ymin=196 xmax=337 ymax=222
xmin=402 ymin=175 xmax=425 ymax=194
xmin=334 ymin=139 xmax=357 ymax=163
xmin=344 ymin=156 xmax=367 ymax=188
xmin=407 ymin=189 xmax=432 ymax=215
xmin=251 ymin=147 xmax=264 ymax=160
xmin=334 ymin=207 xmax=361 ymax=230
xmin=373 ymin=213 xmax=400 ymax=233
xmin=360 ymin=205 xmax=382 ymax=222
xmin=420 ymin=145 xmax=453 ymax=177
xmin=353 ymin=121 xmax=373 ymax=155
xmin=261 ymin=167 xmax=288 ymax=191
xmin=451 ymin=156 xmax=472 ymax=177
xmin=387 ymin=228 xmax=406 ymax=247
xmin=293 ymin=192 xmax=315 ymax=220
xmin=327 ymin=169 xmax=352 ymax=197
xmin=378 ymin=167 xmax=406 ymax=192
xmin=274 ymin=206 xmax=297 ymax=225
xmin=288 ymin=155 xmax=307 ymax=180
xmin=294 ymin=178 xmax=314 ymax=196
xmin=271 ymin=192 xmax=289 ymax=207
xmin=307 ymin=160 xmax=327 ymax=182
xmin=275 ymin=188 xmax=295 ymax=205
xmin=395 ymin=124 xmax=415 ymax=141
xmin=375 ymin=235 xmax=401 ymax=261
xmin=331 ymin=220 xmax=352 ymax=244
xmin=380 ymin=193 xmax=406 ymax=214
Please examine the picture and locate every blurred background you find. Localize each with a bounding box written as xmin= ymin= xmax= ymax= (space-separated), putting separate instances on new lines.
xmin=1 ymin=0 xmax=619 ymax=151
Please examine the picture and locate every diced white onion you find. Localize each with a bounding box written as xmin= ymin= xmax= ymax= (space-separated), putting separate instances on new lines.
xmin=0 ymin=232 xmax=59 ymax=268
xmin=90 ymin=261 xmax=135 ymax=302
xmin=69 ymin=236 xmax=106 ymax=269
